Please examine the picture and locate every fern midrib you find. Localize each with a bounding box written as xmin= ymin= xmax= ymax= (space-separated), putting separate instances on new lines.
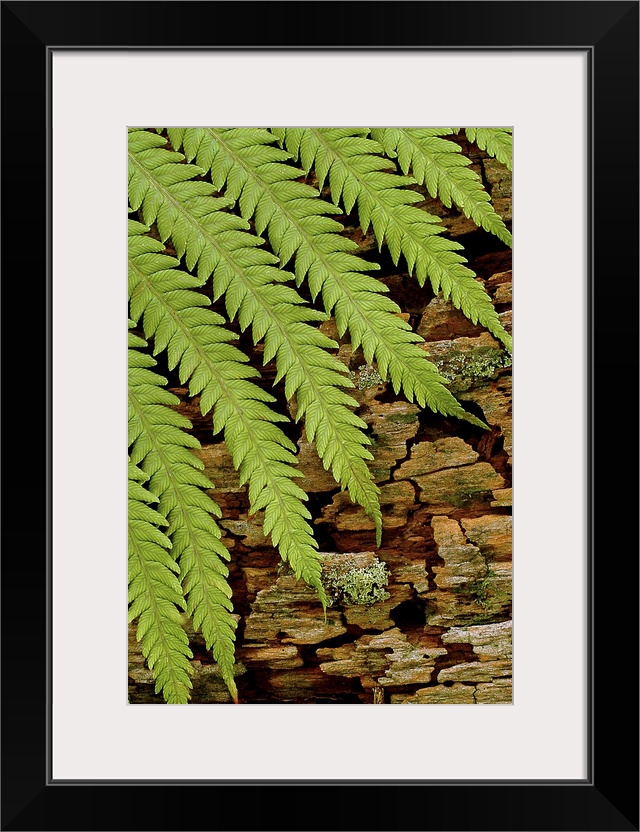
xmin=204 ymin=130 xmax=441 ymax=415
xmin=203 ymin=129 xmax=342 ymax=257
xmin=206 ymin=131 xmax=379 ymax=319
xmin=204 ymin=128 xmax=342 ymax=270
xmin=302 ymin=262 xmax=443 ymax=395
xmin=129 ymin=260 xmax=309 ymax=547
xmin=206 ymin=131 xmax=391 ymax=336
xmin=130 ymin=149 xmax=289 ymax=324
xmin=129 ymin=148 xmax=253 ymax=289
xmin=129 ymin=259 xmax=257 ymax=417
xmin=129 ymin=527 xmax=188 ymax=694
xmin=299 ymin=249 xmax=442 ymax=398
xmin=205 ymin=127 xmax=282 ymax=199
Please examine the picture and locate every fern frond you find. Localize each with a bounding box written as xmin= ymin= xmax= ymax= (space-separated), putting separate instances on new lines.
xmin=127 ymin=452 xmax=193 ymax=704
xmin=127 ymin=220 xmax=327 ymax=602
xmin=275 ymin=128 xmax=511 ymax=352
xmin=371 ymin=128 xmax=511 ymax=246
xmin=128 ymin=328 xmax=237 ymax=700
xmin=168 ymin=128 xmax=486 ymax=431
xmin=129 ymin=130 xmax=382 ymax=544
xmin=465 ymin=128 xmax=512 ymax=171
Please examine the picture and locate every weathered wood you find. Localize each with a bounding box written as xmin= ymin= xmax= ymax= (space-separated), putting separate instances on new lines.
xmin=394 ymin=437 xmax=478 ymax=479
xmin=391 ymin=684 xmax=476 ymax=704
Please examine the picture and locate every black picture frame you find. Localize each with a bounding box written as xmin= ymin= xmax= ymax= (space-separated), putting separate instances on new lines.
xmin=2 ymin=2 xmax=638 ymax=830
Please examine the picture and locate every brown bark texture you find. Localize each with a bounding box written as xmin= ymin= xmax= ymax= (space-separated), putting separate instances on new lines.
xmin=129 ymin=138 xmax=513 ymax=704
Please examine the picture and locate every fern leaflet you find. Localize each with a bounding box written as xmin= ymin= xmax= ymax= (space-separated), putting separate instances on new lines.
xmin=128 ymin=324 xmax=237 ymax=700
xmin=127 ymin=420 xmax=193 ymax=704
xmin=274 ymin=128 xmax=511 ymax=352
xmin=371 ymin=128 xmax=511 ymax=245
xmin=127 ymin=220 xmax=327 ymax=603
xmin=128 ymin=129 xmax=381 ymax=543
xmin=465 ymin=128 xmax=512 ymax=171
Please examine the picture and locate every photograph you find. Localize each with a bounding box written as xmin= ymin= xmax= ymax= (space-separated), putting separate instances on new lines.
xmin=127 ymin=126 xmax=513 ymax=705
xmin=2 ymin=1 xmax=637 ymax=828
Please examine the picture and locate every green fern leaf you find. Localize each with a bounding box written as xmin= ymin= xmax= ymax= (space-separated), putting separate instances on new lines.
xmin=465 ymin=128 xmax=512 ymax=171
xmin=129 ymin=130 xmax=382 ymax=544
xmin=169 ymin=128 xmax=486 ymax=432
xmin=128 ymin=328 xmax=238 ymax=700
xmin=277 ymin=128 xmax=511 ymax=353
xmin=127 ymin=451 xmax=193 ymax=704
xmin=127 ymin=221 xmax=327 ymax=603
xmin=371 ymin=128 xmax=511 ymax=246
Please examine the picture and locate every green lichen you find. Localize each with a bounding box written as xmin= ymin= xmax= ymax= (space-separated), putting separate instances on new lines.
xmin=349 ymin=364 xmax=384 ymax=390
xmin=431 ymin=347 xmax=511 ymax=388
xmin=467 ymin=612 xmax=499 ymax=626
xmin=468 ymin=569 xmax=497 ymax=608
xmin=371 ymin=466 xmax=391 ymax=481
xmin=323 ymin=557 xmax=391 ymax=606
xmin=385 ymin=412 xmax=419 ymax=424
xmin=468 ymin=567 xmax=510 ymax=610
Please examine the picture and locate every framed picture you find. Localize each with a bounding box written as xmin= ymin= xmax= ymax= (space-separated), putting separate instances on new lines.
xmin=2 ymin=1 xmax=637 ymax=830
